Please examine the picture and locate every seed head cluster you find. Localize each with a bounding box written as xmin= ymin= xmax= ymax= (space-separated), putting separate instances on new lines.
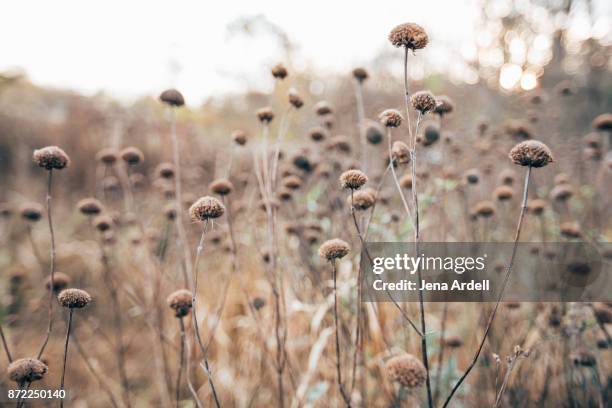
xmin=189 ymin=196 xmax=226 ymax=221
xmin=509 ymin=140 xmax=554 ymax=168
xmin=340 ymin=169 xmax=368 ymax=190
xmin=385 ymin=354 xmax=427 ymax=388
xmin=411 ymin=91 xmax=437 ymax=114
xmin=167 ymin=289 xmax=193 ymax=317
xmin=7 ymin=358 xmax=48 ymax=385
xmin=33 ymin=146 xmax=70 ymax=170
xmin=379 ymin=109 xmax=403 ymax=128
xmin=318 ymin=238 xmax=350 ymax=260
xmin=58 ymin=288 xmax=92 ymax=309
xmin=388 ymin=23 xmax=429 ymax=50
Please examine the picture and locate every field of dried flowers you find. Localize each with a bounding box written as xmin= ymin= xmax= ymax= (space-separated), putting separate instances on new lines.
xmin=0 ymin=17 xmax=611 ymax=408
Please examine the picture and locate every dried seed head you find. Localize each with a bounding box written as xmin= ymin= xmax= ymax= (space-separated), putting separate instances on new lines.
xmin=583 ymin=133 xmax=602 ymax=149
xmin=92 ymin=214 xmax=113 ymax=232
xmin=593 ymin=303 xmax=612 ymax=324
xmin=120 ymin=147 xmax=144 ymax=165
xmin=210 ymin=179 xmax=234 ymax=196
xmin=399 ymin=174 xmax=413 ymax=189
xmin=434 ymin=95 xmax=454 ymax=116
xmin=96 ymin=148 xmax=118 ymax=165
xmin=443 ymin=335 xmax=464 ymax=348
xmin=554 ymin=173 xmax=570 ymax=185
xmin=379 ymin=109 xmax=403 ymax=128
xmin=474 ymin=201 xmax=496 ymax=218
xmin=7 ymin=358 xmax=48 ymax=385
xmin=159 ymin=89 xmax=185 ymax=107
xmin=352 ymin=67 xmax=369 ymax=83
xmin=156 ymin=162 xmax=175 ymax=179
xmin=77 ymin=198 xmax=103 ymax=216
xmin=315 ymin=101 xmax=332 ymax=116
xmin=527 ymin=199 xmax=547 ymax=216
xmin=318 ymin=238 xmax=350 ymax=260
xmin=33 ymin=146 xmax=70 ymax=170
xmin=232 ymin=129 xmax=248 ymax=146
xmin=308 ymin=126 xmax=328 ymax=142
xmin=464 ymin=169 xmax=480 ymax=185
xmin=410 ymin=91 xmax=437 ymax=114
xmin=163 ymin=203 xmax=177 ymax=220
xmin=130 ymin=172 xmax=145 ymax=189
xmin=560 ymin=221 xmax=581 ymax=238
xmin=189 ymin=196 xmax=225 ymax=221
xmin=349 ymin=190 xmax=376 ymax=210
xmin=271 ymin=63 xmax=288 ymax=79
xmin=509 ymin=140 xmax=554 ymax=168
xmin=278 ymin=188 xmax=293 ymax=202
xmin=0 ymin=204 xmax=12 ymax=218
xmin=392 ymin=141 xmax=410 ymax=164
xmin=288 ymin=89 xmax=304 ymax=109
xmin=592 ymin=113 xmax=612 ymax=131
xmin=422 ymin=124 xmax=440 ymax=146
xmin=45 ymin=272 xmax=71 ymax=293
xmin=340 ymin=169 xmax=368 ymax=190
xmin=282 ymin=175 xmax=303 ymax=190
xmin=329 ymin=135 xmax=352 ymax=154
xmin=256 ymin=107 xmax=274 ymax=123
xmin=167 ymin=289 xmax=193 ymax=317
xmin=58 ymin=288 xmax=92 ymax=309
xmin=385 ymin=354 xmax=427 ymax=388
xmin=505 ymin=121 xmax=533 ymax=140
xmin=365 ymin=121 xmax=384 ymax=144
xmin=20 ymin=202 xmax=44 ymax=222
xmin=499 ymin=169 xmax=516 ymax=186
xmin=388 ymin=23 xmax=429 ymax=50
xmin=550 ymin=184 xmax=573 ymax=202
xmin=292 ymin=154 xmax=314 ymax=172
xmin=252 ymin=297 xmax=266 ymax=310
xmin=494 ymin=185 xmax=514 ymax=201
xmin=570 ymin=348 xmax=596 ymax=367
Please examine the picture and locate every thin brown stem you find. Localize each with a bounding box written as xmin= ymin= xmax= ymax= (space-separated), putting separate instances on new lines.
xmin=443 ymin=166 xmax=532 ymax=407
xmin=59 ymin=309 xmax=73 ymax=408
xmin=0 ymin=324 xmax=12 ymax=363
xmin=331 ymin=261 xmax=352 ymax=407
xmin=37 ymin=169 xmax=55 ymax=359
xmin=73 ymin=337 xmax=120 ymax=408
xmin=176 ymin=317 xmax=186 ymax=408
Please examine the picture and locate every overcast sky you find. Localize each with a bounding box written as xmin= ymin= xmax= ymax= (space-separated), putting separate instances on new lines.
xmin=2 ymin=0 xmax=610 ymax=105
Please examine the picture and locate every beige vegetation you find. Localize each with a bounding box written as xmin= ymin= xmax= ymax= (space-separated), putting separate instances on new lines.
xmin=1 ymin=9 xmax=612 ymax=408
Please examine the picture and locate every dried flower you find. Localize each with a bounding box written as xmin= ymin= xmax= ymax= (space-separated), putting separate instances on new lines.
xmin=309 ymin=126 xmax=328 ymax=142
xmin=189 ymin=196 xmax=225 ymax=221
xmin=163 ymin=203 xmax=177 ymax=220
xmin=366 ymin=121 xmax=384 ymax=144
xmin=349 ymin=190 xmax=375 ymax=210
xmin=210 ymin=179 xmax=234 ymax=196
xmin=379 ymin=109 xmax=403 ymax=128
xmin=560 ymin=221 xmax=581 ymax=238
xmin=494 ymin=185 xmax=514 ymax=201
xmin=509 ymin=140 xmax=554 ymax=168
xmin=167 ymin=289 xmax=193 ymax=317
xmin=282 ymin=175 xmax=303 ymax=190
xmin=77 ymin=198 xmax=103 ymax=216
xmin=7 ymin=358 xmax=48 ymax=385
xmin=392 ymin=141 xmax=410 ymax=164
xmin=159 ymin=89 xmax=185 ymax=107
xmin=410 ymin=91 xmax=437 ymax=114
xmin=527 ymin=199 xmax=547 ymax=216
xmin=58 ymin=288 xmax=92 ymax=309
xmin=385 ymin=353 xmax=427 ymax=388
xmin=271 ymin=63 xmax=288 ymax=79
xmin=156 ymin=162 xmax=175 ymax=179
xmin=120 ymin=147 xmax=144 ymax=165
xmin=318 ymin=239 xmax=350 ymax=260
xmin=499 ymin=169 xmax=516 ymax=186
xmin=422 ymin=124 xmax=440 ymax=146
xmin=92 ymin=214 xmax=113 ymax=232
xmin=252 ymin=297 xmax=266 ymax=310
xmin=232 ymin=129 xmax=248 ymax=146
xmin=464 ymin=169 xmax=479 ymax=185
xmin=340 ymin=169 xmax=368 ymax=190
xmin=399 ymin=174 xmax=413 ymax=189
xmin=474 ymin=201 xmax=496 ymax=218
xmin=288 ymin=89 xmax=304 ymax=109
xmin=315 ymin=101 xmax=332 ymax=116
xmin=434 ymin=95 xmax=454 ymax=116
xmin=96 ymin=148 xmax=118 ymax=165
xmin=46 ymin=272 xmax=71 ymax=293
xmin=592 ymin=113 xmax=612 ymax=131
xmin=550 ymin=184 xmax=573 ymax=202
xmin=33 ymin=146 xmax=70 ymax=170
xmin=388 ymin=23 xmax=429 ymax=50
xmin=352 ymin=67 xmax=369 ymax=83
xmin=20 ymin=202 xmax=44 ymax=222
xmin=256 ymin=107 xmax=274 ymax=123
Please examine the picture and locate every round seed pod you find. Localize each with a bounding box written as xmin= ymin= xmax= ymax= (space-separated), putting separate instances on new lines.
xmin=392 ymin=141 xmax=410 ymax=164
xmin=560 ymin=221 xmax=581 ymax=238
xmin=77 ymin=198 xmax=103 ymax=216
xmin=499 ymin=169 xmax=516 ymax=186
xmin=318 ymin=239 xmax=350 ymax=260
xmin=508 ymin=140 xmax=554 ymax=168
xmin=189 ymin=196 xmax=225 ymax=221
xmin=399 ymin=174 xmax=413 ymax=189
xmin=159 ymin=89 xmax=185 ymax=107
xmin=410 ymin=91 xmax=437 ymax=114
xmin=33 ymin=146 xmax=70 ymax=170
xmin=504 ymin=121 xmax=533 ymax=140
xmin=303 ymin=230 xmax=319 ymax=244
xmin=0 ymin=204 xmax=12 ymax=218
xmin=464 ymin=169 xmax=479 ymax=185
xmin=527 ymin=199 xmax=547 ymax=216
xmin=379 ymin=109 xmax=403 ymax=128
xmin=570 ymin=348 xmax=596 ymax=367
xmin=422 ymin=124 xmax=440 ymax=146
xmin=366 ymin=121 xmax=384 ymax=145
xmin=352 ymin=67 xmax=368 ymax=83
xmin=271 ymin=63 xmax=288 ymax=79
xmin=474 ymin=201 xmax=496 ymax=218
xmin=592 ymin=113 xmax=612 ymax=131
xmin=582 ymin=133 xmax=602 ymax=149
xmin=256 ymin=107 xmax=274 ymax=123
xmin=45 ymin=272 xmax=71 ymax=293
xmin=315 ymin=101 xmax=332 ymax=116
xmin=120 ymin=147 xmax=144 ymax=165
xmin=163 ymin=203 xmax=177 ymax=220
xmin=209 ymin=179 xmax=234 ymax=196
xmin=434 ymin=95 xmax=454 ymax=116
xmin=292 ymin=154 xmax=313 ymax=172
xmin=96 ymin=148 xmax=119 ymax=165
xmin=156 ymin=162 xmax=175 ymax=179
xmin=232 ymin=129 xmax=247 ymax=146
xmin=554 ymin=173 xmax=570 ymax=185
xmin=7 ymin=358 xmax=48 ymax=385
xmin=385 ymin=353 xmax=427 ymax=388
xmin=388 ymin=23 xmax=429 ymax=50
xmin=340 ymin=170 xmax=368 ymax=190
xmin=167 ymin=289 xmax=193 ymax=317
xmin=443 ymin=335 xmax=463 ymax=348
xmin=593 ymin=303 xmax=612 ymax=324
xmin=252 ymin=297 xmax=266 ymax=310
xmin=550 ymin=184 xmax=573 ymax=202
xmin=278 ymin=189 xmax=293 ymax=202
xmin=20 ymin=202 xmax=44 ymax=222
xmin=308 ymin=126 xmax=328 ymax=142
xmin=130 ymin=172 xmax=146 ymax=189
xmin=58 ymin=288 xmax=92 ymax=309
xmin=349 ymin=190 xmax=375 ymax=210
xmin=288 ymin=90 xmax=303 ymax=109
xmin=329 ymin=135 xmax=352 ymax=153
xmin=494 ymin=185 xmax=514 ymax=201
xmin=92 ymin=214 xmax=113 ymax=232
xmin=282 ymin=175 xmax=303 ymax=190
